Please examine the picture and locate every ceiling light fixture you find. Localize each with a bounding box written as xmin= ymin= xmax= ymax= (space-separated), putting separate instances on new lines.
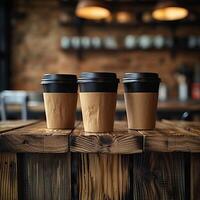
xmin=152 ymin=0 xmax=189 ymax=21
xmin=76 ymin=0 xmax=110 ymax=20
xmin=115 ymin=11 xmax=133 ymax=23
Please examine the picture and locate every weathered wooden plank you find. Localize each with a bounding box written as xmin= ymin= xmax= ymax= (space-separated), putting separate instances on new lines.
xmin=1 ymin=120 xmax=200 ymax=153
xmin=0 ymin=122 xmax=72 ymax=153
xmin=18 ymin=153 xmax=71 ymax=200
xmin=144 ymin=135 xmax=200 ymax=152
xmin=0 ymin=153 xmax=18 ymax=200
xmin=162 ymin=120 xmax=200 ymax=135
xmin=70 ymin=122 xmax=143 ymax=154
xmin=0 ymin=120 xmax=37 ymax=133
xmin=191 ymin=153 xmax=200 ymax=200
xmin=131 ymin=152 xmax=187 ymax=200
xmin=0 ymin=135 xmax=69 ymax=153
xmin=71 ymin=153 xmax=132 ymax=200
xmin=141 ymin=121 xmax=200 ymax=152
xmin=1 ymin=122 xmax=72 ymax=136
xmin=71 ymin=152 xmax=187 ymax=200
xmin=0 ymin=121 xmax=38 ymax=200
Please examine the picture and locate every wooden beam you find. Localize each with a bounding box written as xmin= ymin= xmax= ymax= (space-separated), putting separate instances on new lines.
xmin=0 ymin=120 xmax=200 ymax=153
xmin=0 ymin=122 xmax=72 ymax=153
xmin=141 ymin=121 xmax=200 ymax=152
xmin=70 ymin=121 xmax=143 ymax=154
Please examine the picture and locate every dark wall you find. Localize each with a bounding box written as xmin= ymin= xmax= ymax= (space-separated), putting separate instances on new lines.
xmin=0 ymin=0 xmax=11 ymax=91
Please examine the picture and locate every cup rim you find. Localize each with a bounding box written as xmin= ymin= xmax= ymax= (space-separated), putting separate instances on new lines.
xmin=78 ymin=72 xmax=119 ymax=83
xmin=41 ymin=74 xmax=77 ymax=84
xmin=123 ymin=72 xmax=161 ymax=83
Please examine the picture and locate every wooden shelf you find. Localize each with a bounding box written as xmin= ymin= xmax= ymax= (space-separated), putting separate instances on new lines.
xmin=62 ymin=48 xmax=170 ymax=52
xmin=1 ymin=120 xmax=200 ymax=153
xmin=62 ymin=48 xmax=200 ymax=53
xmin=61 ymin=47 xmax=200 ymax=60
xmin=60 ymin=20 xmax=200 ymax=29
xmin=1 ymin=119 xmax=200 ymax=200
xmin=60 ymin=19 xmax=200 ymax=60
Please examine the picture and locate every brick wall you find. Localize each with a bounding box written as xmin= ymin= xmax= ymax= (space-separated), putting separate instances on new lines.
xmin=11 ymin=4 xmax=200 ymax=96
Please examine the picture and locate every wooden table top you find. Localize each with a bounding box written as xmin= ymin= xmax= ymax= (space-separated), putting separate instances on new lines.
xmin=0 ymin=120 xmax=200 ymax=153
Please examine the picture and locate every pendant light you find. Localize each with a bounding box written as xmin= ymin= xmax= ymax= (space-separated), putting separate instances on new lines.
xmin=152 ymin=0 xmax=189 ymax=21
xmin=76 ymin=0 xmax=110 ymax=20
xmin=115 ymin=11 xmax=134 ymax=24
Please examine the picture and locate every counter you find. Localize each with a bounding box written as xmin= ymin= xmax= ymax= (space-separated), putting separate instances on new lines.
xmin=2 ymin=100 xmax=200 ymax=120
xmin=0 ymin=120 xmax=200 ymax=199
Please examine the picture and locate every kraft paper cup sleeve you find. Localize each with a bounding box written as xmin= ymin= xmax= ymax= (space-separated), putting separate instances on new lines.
xmin=43 ymin=93 xmax=77 ymax=129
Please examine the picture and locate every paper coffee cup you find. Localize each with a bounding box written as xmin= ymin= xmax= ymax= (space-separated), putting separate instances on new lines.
xmin=123 ymin=72 xmax=160 ymax=130
xmin=41 ymin=74 xmax=78 ymax=129
xmin=78 ymin=72 xmax=119 ymax=133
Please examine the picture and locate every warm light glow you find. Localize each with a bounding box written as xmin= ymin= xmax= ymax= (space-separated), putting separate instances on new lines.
xmin=76 ymin=6 xmax=110 ymax=20
xmin=153 ymin=6 xmax=188 ymax=21
xmin=116 ymin=11 xmax=133 ymax=23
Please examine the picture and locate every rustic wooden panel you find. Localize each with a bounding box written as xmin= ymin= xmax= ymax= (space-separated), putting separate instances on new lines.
xmin=71 ymin=153 xmax=132 ymax=200
xmin=72 ymin=152 xmax=187 ymax=200
xmin=0 ymin=122 xmax=72 ymax=153
xmin=1 ymin=120 xmax=200 ymax=153
xmin=191 ymin=153 xmax=200 ymax=200
xmin=0 ymin=135 xmax=69 ymax=153
xmin=0 ymin=153 xmax=18 ymax=200
xmin=0 ymin=121 xmax=37 ymax=200
xmin=18 ymin=153 xmax=71 ymax=200
xmin=70 ymin=122 xmax=143 ymax=154
xmin=131 ymin=152 xmax=187 ymax=200
xmin=141 ymin=121 xmax=200 ymax=152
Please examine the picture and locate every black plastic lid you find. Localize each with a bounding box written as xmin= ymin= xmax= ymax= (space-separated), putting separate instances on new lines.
xmin=78 ymin=72 xmax=119 ymax=83
xmin=41 ymin=74 xmax=77 ymax=84
xmin=41 ymin=74 xmax=78 ymax=93
xmin=123 ymin=72 xmax=160 ymax=83
xmin=78 ymin=72 xmax=119 ymax=92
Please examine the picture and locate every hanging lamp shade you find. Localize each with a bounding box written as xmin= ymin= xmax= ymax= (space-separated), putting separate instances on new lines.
xmin=152 ymin=1 xmax=189 ymax=21
xmin=76 ymin=0 xmax=110 ymax=20
xmin=115 ymin=11 xmax=134 ymax=23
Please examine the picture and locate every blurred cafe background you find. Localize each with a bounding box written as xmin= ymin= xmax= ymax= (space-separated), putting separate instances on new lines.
xmin=0 ymin=0 xmax=200 ymax=121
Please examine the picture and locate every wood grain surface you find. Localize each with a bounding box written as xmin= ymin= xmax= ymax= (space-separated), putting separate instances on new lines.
xmin=0 ymin=120 xmax=37 ymax=133
xmin=70 ymin=122 xmax=143 ymax=154
xmin=18 ymin=153 xmax=71 ymax=200
xmin=0 ymin=120 xmax=199 ymax=199
xmin=0 ymin=122 xmax=74 ymax=153
xmin=0 ymin=153 xmax=18 ymax=200
xmin=191 ymin=153 xmax=200 ymax=200
xmin=0 ymin=120 xmax=200 ymax=153
xmin=72 ymin=152 xmax=187 ymax=200
xmin=131 ymin=152 xmax=187 ymax=200
xmin=71 ymin=153 xmax=132 ymax=200
xmin=0 ymin=120 xmax=37 ymax=200
xmin=140 ymin=120 xmax=200 ymax=152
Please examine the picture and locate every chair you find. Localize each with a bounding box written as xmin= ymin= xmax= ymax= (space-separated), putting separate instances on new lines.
xmin=0 ymin=90 xmax=29 ymax=120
